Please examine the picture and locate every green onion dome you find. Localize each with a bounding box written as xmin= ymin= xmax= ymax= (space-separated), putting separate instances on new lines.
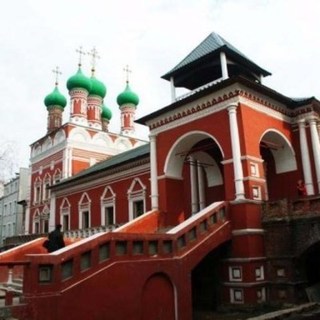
xmin=66 ymin=67 xmax=92 ymax=92
xmin=89 ymin=76 xmax=107 ymax=98
xmin=44 ymin=86 xmax=67 ymax=108
xmin=101 ymin=103 xmax=112 ymax=120
xmin=116 ymin=83 xmax=139 ymax=107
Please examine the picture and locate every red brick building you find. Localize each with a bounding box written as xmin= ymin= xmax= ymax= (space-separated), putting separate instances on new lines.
xmin=3 ymin=32 xmax=320 ymax=319
xmin=26 ymin=58 xmax=146 ymax=235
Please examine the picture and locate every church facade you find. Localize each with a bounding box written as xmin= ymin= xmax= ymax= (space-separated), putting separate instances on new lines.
xmin=26 ymin=53 xmax=147 ymax=236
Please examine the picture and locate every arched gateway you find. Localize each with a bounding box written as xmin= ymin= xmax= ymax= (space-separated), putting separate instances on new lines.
xmin=164 ymin=131 xmax=225 ymax=217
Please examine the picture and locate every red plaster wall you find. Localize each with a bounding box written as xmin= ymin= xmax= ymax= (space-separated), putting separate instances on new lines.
xmin=141 ymin=273 xmax=175 ymax=319
xmin=55 ymin=172 xmax=151 ymax=229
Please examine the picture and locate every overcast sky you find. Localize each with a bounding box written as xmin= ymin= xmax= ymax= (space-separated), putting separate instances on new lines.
xmin=0 ymin=0 xmax=319 ymax=176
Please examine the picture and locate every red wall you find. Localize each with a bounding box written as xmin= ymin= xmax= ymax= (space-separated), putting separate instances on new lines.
xmin=55 ymin=172 xmax=151 ymax=229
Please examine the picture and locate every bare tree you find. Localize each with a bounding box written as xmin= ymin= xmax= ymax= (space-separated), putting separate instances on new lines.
xmin=0 ymin=140 xmax=18 ymax=183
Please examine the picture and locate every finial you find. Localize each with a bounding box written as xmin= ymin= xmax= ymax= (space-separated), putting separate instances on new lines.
xmin=52 ymin=66 xmax=62 ymax=86
xmin=88 ymin=47 xmax=100 ymax=75
xmin=76 ymin=46 xmax=86 ymax=67
xmin=123 ymin=65 xmax=132 ymax=84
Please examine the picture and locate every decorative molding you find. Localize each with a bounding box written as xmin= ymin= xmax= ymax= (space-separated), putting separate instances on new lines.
xmin=224 ymin=281 xmax=268 ymax=287
xmin=54 ymin=161 xmax=150 ymax=197
xmin=148 ymin=86 xmax=241 ymax=134
xmin=223 ymin=257 xmax=266 ymax=263
xmin=232 ymin=228 xmax=265 ymax=236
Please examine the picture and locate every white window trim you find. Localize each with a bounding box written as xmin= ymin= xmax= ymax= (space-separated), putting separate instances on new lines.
xmin=60 ymin=198 xmax=71 ymax=230
xmin=78 ymin=193 xmax=91 ymax=229
xmin=230 ymin=288 xmax=244 ymax=304
xmin=257 ymin=287 xmax=266 ymax=302
xmin=33 ymin=210 xmax=40 ymax=233
xmin=128 ymin=178 xmax=146 ymax=221
xmin=255 ymin=265 xmax=265 ymax=281
xmin=34 ymin=178 xmax=42 ymax=204
xmin=250 ymin=162 xmax=259 ymax=177
xmin=102 ymin=204 xmax=115 ymax=225
xmin=100 ymin=186 xmax=116 ymax=225
xmin=53 ymin=169 xmax=62 ymax=185
xmin=252 ymin=185 xmax=261 ymax=200
xmin=42 ymin=174 xmax=51 ymax=202
xmin=229 ymin=266 xmax=242 ymax=282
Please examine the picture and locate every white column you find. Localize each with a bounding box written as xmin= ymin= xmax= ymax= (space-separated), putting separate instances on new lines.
xmin=297 ymin=119 xmax=314 ymax=195
xmin=227 ymin=104 xmax=245 ymax=200
xmin=309 ymin=118 xmax=320 ymax=192
xmin=220 ymin=51 xmax=228 ymax=80
xmin=68 ymin=147 xmax=73 ymax=177
xmin=170 ymin=77 xmax=176 ymax=102
xmin=49 ymin=195 xmax=56 ymax=232
xmin=190 ymin=156 xmax=198 ymax=214
xmin=149 ymin=134 xmax=159 ymax=210
xmin=24 ymin=203 xmax=30 ymax=234
xmin=259 ymin=74 xmax=263 ymax=84
xmin=197 ymin=161 xmax=205 ymax=210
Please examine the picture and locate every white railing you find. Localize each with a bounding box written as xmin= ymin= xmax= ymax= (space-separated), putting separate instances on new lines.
xmin=64 ymin=224 xmax=123 ymax=239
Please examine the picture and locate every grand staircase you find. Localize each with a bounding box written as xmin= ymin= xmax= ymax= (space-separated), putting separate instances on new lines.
xmin=0 ymin=201 xmax=231 ymax=320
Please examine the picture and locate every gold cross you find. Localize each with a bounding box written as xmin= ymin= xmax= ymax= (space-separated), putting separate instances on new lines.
xmin=76 ymin=46 xmax=86 ymax=67
xmin=123 ymin=64 xmax=132 ymax=83
xmin=52 ymin=66 xmax=62 ymax=85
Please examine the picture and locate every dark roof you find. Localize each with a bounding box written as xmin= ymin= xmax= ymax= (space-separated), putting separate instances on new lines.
xmin=162 ymin=32 xmax=271 ymax=82
xmin=136 ymin=75 xmax=317 ymax=125
xmin=52 ymin=143 xmax=150 ymax=189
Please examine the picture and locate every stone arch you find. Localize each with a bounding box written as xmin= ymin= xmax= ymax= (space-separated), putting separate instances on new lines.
xmin=32 ymin=143 xmax=42 ymax=157
xmin=69 ymin=127 xmax=91 ymax=142
xmin=92 ymin=132 xmax=113 ymax=147
xmin=141 ymin=273 xmax=176 ymax=320
xmin=259 ymin=129 xmax=298 ymax=200
xmin=43 ymin=137 xmax=53 ymax=151
xmin=259 ymin=129 xmax=297 ymax=174
xmin=53 ymin=129 xmax=66 ymax=145
xmin=164 ymin=131 xmax=224 ymax=179
xmin=191 ymin=151 xmax=223 ymax=187
xmin=163 ymin=131 xmax=225 ymax=216
xmin=114 ymin=137 xmax=132 ymax=151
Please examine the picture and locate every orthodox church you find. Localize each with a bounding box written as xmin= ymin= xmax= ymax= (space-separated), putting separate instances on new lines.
xmin=2 ymin=32 xmax=320 ymax=320
xmin=26 ymin=48 xmax=147 ymax=235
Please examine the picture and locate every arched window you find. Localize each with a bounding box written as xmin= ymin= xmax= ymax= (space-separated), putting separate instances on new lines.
xmin=34 ymin=177 xmax=42 ymax=204
xmin=33 ymin=209 xmax=41 ymax=234
xmin=60 ymin=198 xmax=71 ymax=231
xmin=127 ymin=178 xmax=146 ymax=221
xmin=42 ymin=173 xmax=51 ymax=202
xmin=53 ymin=169 xmax=62 ymax=184
xmin=78 ymin=193 xmax=91 ymax=229
xmin=100 ymin=186 xmax=116 ymax=226
xmin=41 ymin=205 xmax=50 ymax=233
